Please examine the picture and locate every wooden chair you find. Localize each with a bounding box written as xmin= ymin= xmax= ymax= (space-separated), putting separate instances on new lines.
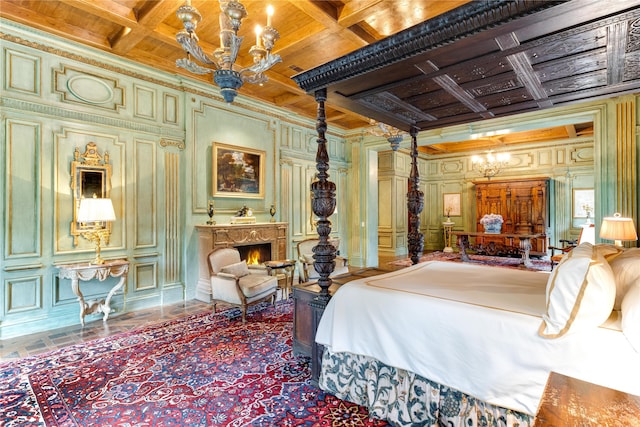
xmin=296 ymin=238 xmax=349 ymax=283
xmin=207 ymin=247 xmax=277 ymax=322
xmin=549 ymin=223 xmax=595 ymax=269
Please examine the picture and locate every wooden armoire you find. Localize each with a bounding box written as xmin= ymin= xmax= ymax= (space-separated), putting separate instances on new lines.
xmin=474 ymin=177 xmax=549 ymax=256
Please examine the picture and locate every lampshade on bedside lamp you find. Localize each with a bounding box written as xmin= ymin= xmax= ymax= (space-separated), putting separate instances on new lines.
xmin=599 ymin=213 xmax=638 ymax=247
xmin=77 ymin=197 xmax=116 ymax=264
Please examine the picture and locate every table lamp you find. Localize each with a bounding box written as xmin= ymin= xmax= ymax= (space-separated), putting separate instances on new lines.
xmin=77 ymin=196 xmax=116 ymax=264
xmin=599 ymin=213 xmax=638 ymax=247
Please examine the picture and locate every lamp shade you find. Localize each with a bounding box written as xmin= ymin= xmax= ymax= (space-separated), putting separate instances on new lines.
xmin=77 ymin=197 xmax=116 ymax=223
xmin=599 ymin=213 xmax=638 ymax=243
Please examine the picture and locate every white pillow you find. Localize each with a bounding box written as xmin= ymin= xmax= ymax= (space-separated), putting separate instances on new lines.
xmin=221 ymin=260 xmax=250 ymax=277
xmin=539 ymin=243 xmax=616 ymax=338
xmin=609 ymin=248 xmax=640 ymax=310
xmin=621 ymin=280 xmax=640 ymax=353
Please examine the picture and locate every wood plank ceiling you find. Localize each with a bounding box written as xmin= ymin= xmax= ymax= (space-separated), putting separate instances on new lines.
xmin=0 ymin=0 xmax=470 ymax=130
xmin=2 ymin=0 xmax=634 ymax=150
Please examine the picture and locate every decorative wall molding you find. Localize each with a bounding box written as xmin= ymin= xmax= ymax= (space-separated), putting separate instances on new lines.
xmin=160 ymin=138 xmax=185 ymax=150
xmin=54 ymin=65 xmax=124 ymax=111
xmin=0 ymin=98 xmax=184 ymax=138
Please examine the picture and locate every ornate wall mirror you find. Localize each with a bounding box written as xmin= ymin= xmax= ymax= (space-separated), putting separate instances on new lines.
xmin=71 ymin=142 xmax=112 ymax=245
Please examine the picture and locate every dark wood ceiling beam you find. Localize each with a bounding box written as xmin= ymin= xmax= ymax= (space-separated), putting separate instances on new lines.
xmin=607 ymin=20 xmax=628 ymax=84
xmin=496 ymin=32 xmax=551 ymax=108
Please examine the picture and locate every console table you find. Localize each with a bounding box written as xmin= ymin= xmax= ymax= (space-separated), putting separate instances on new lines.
xmin=452 ymin=231 xmax=542 ymax=268
xmin=58 ymin=259 xmax=129 ymax=326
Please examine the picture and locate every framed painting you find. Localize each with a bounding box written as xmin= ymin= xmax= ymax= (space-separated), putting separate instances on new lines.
xmin=212 ymin=142 xmax=265 ymax=199
xmin=573 ymin=188 xmax=594 ymax=218
xmin=443 ymin=193 xmax=461 ymax=217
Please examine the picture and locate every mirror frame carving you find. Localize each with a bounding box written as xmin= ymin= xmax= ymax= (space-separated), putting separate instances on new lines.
xmin=71 ymin=142 xmax=112 ymax=245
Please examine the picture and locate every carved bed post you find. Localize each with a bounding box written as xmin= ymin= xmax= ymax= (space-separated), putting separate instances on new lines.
xmin=407 ymin=126 xmax=424 ymax=264
xmin=310 ymin=88 xmax=336 ymax=305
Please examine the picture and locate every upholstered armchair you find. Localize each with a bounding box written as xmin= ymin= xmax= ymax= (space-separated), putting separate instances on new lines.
xmin=207 ymin=247 xmax=277 ymax=322
xmin=296 ymin=238 xmax=349 ymax=283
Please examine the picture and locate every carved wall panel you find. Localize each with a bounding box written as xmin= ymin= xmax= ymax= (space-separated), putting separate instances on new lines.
xmin=4 ymin=49 xmax=40 ymax=95
xmin=5 ymin=119 xmax=40 ymax=258
xmin=54 ymin=66 xmax=124 ymax=111
xmin=134 ymin=84 xmax=156 ymax=120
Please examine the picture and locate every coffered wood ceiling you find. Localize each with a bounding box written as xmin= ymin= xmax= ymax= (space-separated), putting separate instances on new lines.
xmin=293 ymin=0 xmax=640 ymax=133
xmin=1 ymin=1 xmax=636 ymax=150
xmin=0 ymin=0 xmax=471 ymax=130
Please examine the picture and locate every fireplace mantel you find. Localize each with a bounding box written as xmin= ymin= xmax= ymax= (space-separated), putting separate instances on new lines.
xmin=194 ymin=222 xmax=288 ymax=302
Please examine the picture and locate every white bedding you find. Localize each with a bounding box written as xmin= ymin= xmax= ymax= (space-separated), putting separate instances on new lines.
xmin=315 ymin=261 xmax=640 ymax=415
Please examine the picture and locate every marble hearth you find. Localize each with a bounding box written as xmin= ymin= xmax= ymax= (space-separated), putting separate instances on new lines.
xmin=194 ymin=222 xmax=289 ymax=302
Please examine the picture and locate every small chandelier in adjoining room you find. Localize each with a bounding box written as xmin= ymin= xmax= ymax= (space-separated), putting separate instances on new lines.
xmin=471 ymin=150 xmax=510 ymax=179
xmin=367 ymin=119 xmax=407 ymax=151
xmin=175 ymin=0 xmax=281 ymax=104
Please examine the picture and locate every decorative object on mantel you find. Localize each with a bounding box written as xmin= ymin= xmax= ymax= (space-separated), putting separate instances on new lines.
xmin=207 ymin=199 xmax=216 ymax=225
xmin=175 ymin=0 xmax=281 ymax=103
xmin=600 ymin=213 xmax=638 ymax=247
xmin=471 ymin=150 xmax=510 ymax=179
xmin=230 ymin=204 xmax=256 ymax=224
xmin=367 ymin=119 xmax=406 ymax=151
xmin=480 ymin=213 xmax=504 ymax=234
xmin=77 ymin=196 xmax=116 ymax=264
xmin=269 ymin=204 xmax=276 ymax=222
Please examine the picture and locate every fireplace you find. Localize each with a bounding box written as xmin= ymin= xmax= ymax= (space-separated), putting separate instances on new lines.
xmin=194 ymin=222 xmax=288 ymax=302
xmin=236 ymin=243 xmax=271 ymax=265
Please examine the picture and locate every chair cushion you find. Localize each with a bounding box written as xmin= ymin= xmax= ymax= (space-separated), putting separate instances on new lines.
xmin=238 ymin=274 xmax=277 ymax=298
xmin=221 ymin=260 xmax=250 ymax=277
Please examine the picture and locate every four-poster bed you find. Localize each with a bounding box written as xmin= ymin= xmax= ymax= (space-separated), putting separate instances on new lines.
xmin=292 ymin=0 xmax=640 ymax=425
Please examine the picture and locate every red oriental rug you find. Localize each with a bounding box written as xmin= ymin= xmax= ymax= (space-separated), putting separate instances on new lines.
xmin=389 ymin=251 xmax=552 ymax=271
xmin=0 ymin=301 xmax=388 ymax=427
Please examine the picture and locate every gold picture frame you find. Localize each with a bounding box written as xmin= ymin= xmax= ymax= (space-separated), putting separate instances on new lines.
xmin=70 ymin=142 xmax=112 ymax=245
xmin=212 ymin=142 xmax=265 ymax=199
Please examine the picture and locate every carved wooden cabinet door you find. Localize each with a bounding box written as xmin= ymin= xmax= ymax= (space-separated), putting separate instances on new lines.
xmin=474 ymin=177 xmax=549 ymax=255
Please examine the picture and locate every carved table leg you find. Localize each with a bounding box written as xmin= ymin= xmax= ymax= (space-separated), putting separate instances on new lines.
xmin=102 ymin=275 xmax=127 ymax=321
xmin=458 ymin=235 xmax=471 ymax=262
xmin=71 ymin=277 xmax=87 ymax=326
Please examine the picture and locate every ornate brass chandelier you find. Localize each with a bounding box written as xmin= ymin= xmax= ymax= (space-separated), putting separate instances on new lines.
xmin=367 ymin=119 xmax=406 ymax=151
xmin=471 ymin=150 xmax=510 ymax=179
xmin=175 ymin=0 xmax=281 ymax=104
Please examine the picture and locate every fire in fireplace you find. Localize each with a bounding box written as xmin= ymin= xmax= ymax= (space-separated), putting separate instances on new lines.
xmin=236 ymin=243 xmax=271 ymax=265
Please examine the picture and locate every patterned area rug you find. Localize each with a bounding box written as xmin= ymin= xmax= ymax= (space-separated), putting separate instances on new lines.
xmin=0 ymin=301 xmax=388 ymax=427
xmin=390 ymin=251 xmax=552 ymax=272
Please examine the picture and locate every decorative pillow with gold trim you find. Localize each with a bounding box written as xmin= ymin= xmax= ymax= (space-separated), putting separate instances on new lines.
xmin=539 ymin=243 xmax=616 ymax=338
xmin=609 ymin=248 xmax=640 ymax=310
xmin=621 ymin=280 xmax=640 ymax=352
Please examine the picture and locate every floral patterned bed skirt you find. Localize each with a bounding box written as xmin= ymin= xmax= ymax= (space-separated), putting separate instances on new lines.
xmin=319 ymin=349 xmax=534 ymax=427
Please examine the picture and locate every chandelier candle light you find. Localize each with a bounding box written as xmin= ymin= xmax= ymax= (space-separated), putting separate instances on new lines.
xmin=471 ymin=150 xmax=510 ymax=179
xmin=175 ymin=0 xmax=281 ymax=104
